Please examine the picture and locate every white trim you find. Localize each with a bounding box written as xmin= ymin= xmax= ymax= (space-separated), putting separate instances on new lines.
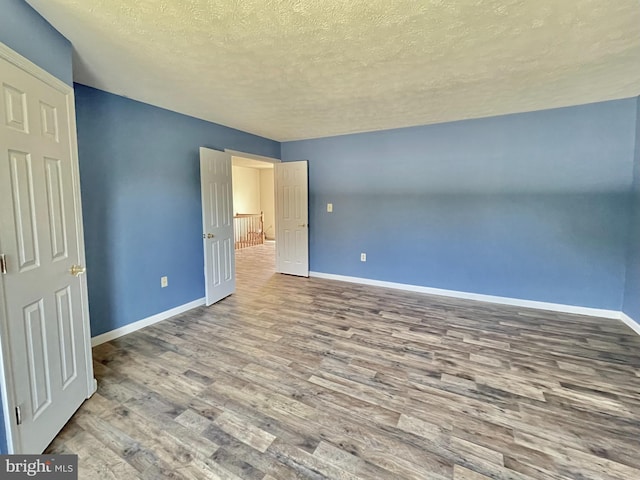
xmin=224 ymin=149 xmax=281 ymax=164
xmin=91 ymin=298 xmax=206 ymax=347
xmin=309 ymin=271 xmax=621 ymax=319
xmin=0 ymin=278 xmax=15 ymax=454
xmin=66 ymin=87 xmax=96 ymax=400
xmin=0 ymin=43 xmax=71 ymax=94
xmin=620 ymin=313 xmax=640 ymax=336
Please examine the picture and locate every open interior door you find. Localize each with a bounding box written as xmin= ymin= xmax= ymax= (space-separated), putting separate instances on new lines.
xmin=275 ymin=161 xmax=309 ymax=276
xmin=0 ymin=44 xmax=95 ymax=453
xmin=200 ymin=148 xmax=235 ymax=306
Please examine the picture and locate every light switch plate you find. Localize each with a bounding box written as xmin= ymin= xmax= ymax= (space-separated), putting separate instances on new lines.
xmin=327 ymin=203 xmax=333 ymax=213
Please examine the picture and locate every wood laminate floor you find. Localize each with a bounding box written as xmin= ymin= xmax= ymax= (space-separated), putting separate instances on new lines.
xmin=47 ymin=243 xmax=640 ymax=479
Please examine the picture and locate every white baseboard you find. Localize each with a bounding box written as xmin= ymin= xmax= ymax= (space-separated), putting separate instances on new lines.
xmin=91 ymin=297 xmax=205 ymax=346
xmin=89 ymin=278 xmax=640 ymax=347
xmin=620 ymin=313 xmax=640 ymax=336
xmin=309 ymin=271 xmax=621 ymax=320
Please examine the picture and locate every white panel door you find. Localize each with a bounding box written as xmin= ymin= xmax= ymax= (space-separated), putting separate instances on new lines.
xmin=200 ymin=147 xmax=235 ymax=306
xmin=275 ymin=161 xmax=309 ymax=277
xmin=0 ymin=46 xmax=95 ymax=453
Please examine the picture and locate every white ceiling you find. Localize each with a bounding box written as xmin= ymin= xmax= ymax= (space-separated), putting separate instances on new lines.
xmin=26 ymin=0 xmax=640 ymax=142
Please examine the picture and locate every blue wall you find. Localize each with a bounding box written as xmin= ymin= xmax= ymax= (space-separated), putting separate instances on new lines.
xmin=74 ymin=84 xmax=280 ymax=336
xmin=282 ymin=99 xmax=638 ymax=310
xmin=0 ymin=0 xmax=73 ymax=85
xmin=1 ymin=0 xmax=74 ymax=453
xmin=623 ymin=97 xmax=640 ymax=324
xmin=1 ymin=0 xmax=639 ymax=456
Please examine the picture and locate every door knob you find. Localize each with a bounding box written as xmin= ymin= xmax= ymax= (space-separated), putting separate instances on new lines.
xmin=70 ymin=265 xmax=86 ymax=276
xmin=298 ymin=224 xmax=307 ymax=228
xmin=207 ymin=233 xmax=215 ymax=238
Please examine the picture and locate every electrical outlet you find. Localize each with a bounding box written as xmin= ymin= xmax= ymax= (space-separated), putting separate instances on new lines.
xmin=161 ymin=276 xmax=168 ymax=288
xmin=327 ymin=203 xmax=333 ymax=213
xmin=360 ymin=253 xmax=366 ymax=262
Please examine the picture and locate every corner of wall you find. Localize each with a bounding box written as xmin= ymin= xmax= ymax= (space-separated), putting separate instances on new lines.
xmin=621 ymin=95 xmax=640 ymax=325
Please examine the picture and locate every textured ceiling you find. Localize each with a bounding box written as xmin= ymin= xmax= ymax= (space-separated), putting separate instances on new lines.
xmin=26 ymin=0 xmax=640 ymax=141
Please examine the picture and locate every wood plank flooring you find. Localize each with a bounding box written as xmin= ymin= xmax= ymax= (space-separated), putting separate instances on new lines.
xmin=47 ymin=243 xmax=640 ymax=479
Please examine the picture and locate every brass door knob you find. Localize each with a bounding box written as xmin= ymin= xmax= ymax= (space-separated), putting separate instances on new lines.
xmin=207 ymin=233 xmax=215 ymax=238
xmin=70 ymin=265 xmax=86 ymax=276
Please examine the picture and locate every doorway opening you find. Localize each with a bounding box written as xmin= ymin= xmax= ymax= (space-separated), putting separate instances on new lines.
xmin=230 ymin=154 xmax=276 ymax=280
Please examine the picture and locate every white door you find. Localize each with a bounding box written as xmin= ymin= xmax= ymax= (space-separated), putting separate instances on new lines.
xmin=275 ymin=161 xmax=309 ymax=277
xmin=0 ymin=45 xmax=95 ymax=453
xmin=200 ymin=147 xmax=235 ymax=306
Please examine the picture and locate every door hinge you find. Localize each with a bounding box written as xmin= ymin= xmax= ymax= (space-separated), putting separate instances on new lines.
xmin=15 ymin=406 xmax=22 ymax=425
xmin=0 ymin=254 xmax=6 ymax=274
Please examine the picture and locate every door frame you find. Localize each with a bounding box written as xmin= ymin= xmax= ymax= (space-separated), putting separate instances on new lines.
xmin=224 ymin=149 xmax=281 ymax=167
xmin=224 ymin=148 xmax=280 ymax=246
xmin=0 ymin=42 xmax=96 ymax=454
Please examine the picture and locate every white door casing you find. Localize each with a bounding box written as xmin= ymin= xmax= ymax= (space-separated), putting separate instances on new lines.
xmin=275 ymin=161 xmax=309 ymax=277
xmin=200 ymin=148 xmax=236 ymax=306
xmin=0 ymin=43 xmax=95 ymax=453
